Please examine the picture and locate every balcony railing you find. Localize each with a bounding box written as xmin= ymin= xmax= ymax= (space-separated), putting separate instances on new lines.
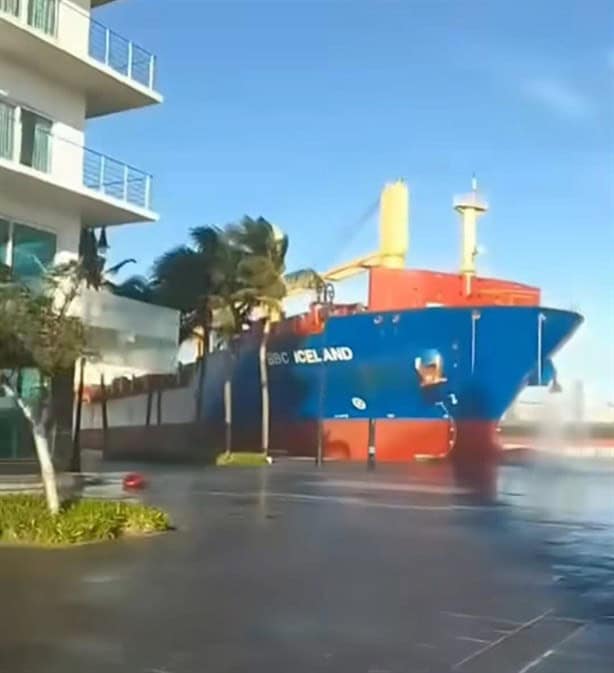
xmin=0 ymin=108 xmax=153 ymax=211
xmin=82 ymin=147 xmax=152 ymax=209
xmin=89 ymin=20 xmax=155 ymax=89
xmin=0 ymin=0 xmax=157 ymax=91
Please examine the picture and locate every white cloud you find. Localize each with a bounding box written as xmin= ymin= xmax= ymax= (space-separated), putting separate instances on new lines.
xmin=520 ymin=78 xmax=595 ymax=121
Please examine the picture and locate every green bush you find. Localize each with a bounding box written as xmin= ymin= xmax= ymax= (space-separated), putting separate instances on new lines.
xmin=215 ymin=451 xmax=271 ymax=467
xmin=0 ymin=495 xmax=170 ymax=546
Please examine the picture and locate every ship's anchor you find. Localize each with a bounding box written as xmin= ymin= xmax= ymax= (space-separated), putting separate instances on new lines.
xmin=414 ymin=349 xmax=447 ymax=388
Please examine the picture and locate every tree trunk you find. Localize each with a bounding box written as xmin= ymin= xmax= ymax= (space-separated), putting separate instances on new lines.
xmin=100 ymin=373 xmax=109 ymax=455
xmin=195 ymin=352 xmax=207 ymax=423
xmin=3 ymin=384 xmax=60 ymax=514
xmin=71 ymin=356 xmax=86 ymax=472
xmin=259 ymin=319 xmax=271 ymax=455
xmin=224 ymin=376 xmax=232 ymax=455
xmin=31 ymin=417 xmax=60 ymax=515
xmin=223 ymin=344 xmax=235 ymax=455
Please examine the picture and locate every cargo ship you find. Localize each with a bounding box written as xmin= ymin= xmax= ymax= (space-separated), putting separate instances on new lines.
xmin=199 ymin=180 xmax=583 ymax=462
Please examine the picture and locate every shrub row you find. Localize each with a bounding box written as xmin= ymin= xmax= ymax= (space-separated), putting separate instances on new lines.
xmin=215 ymin=452 xmax=271 ymax=467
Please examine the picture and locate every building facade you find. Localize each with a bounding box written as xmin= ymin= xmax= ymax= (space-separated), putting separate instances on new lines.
xmin=0 ymin=0 xmax=178 ymax=462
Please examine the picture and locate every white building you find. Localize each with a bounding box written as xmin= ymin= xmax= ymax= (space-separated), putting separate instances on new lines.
xmin=0 ymin=0 xmax=180 ymax=459
xmin=0 ymin=0 xmax=181 ymax=379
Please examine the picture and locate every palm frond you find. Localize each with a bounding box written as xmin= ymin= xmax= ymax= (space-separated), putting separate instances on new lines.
xmin=226 ymin=217 xmax=272 ymax=254
xmin=105 ymin=258 xmax=137 ymax=276
xmin=284 ymin=268 xmax=324 ymax=293
xmin=108 ymin=275 xmax=154 ymax=302
xmin=275 ymin=234 xmax=289 ymax=266
xmin=144 ymin=213 xmax=295 ymax=348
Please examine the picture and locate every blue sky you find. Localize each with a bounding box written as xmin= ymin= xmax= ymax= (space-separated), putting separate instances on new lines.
xmin=90 ymin=0 xmax=613 ymax=407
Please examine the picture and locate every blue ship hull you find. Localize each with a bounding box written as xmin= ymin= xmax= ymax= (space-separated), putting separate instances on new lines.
xmin=201 ymin=306 xmax=582 ymax=451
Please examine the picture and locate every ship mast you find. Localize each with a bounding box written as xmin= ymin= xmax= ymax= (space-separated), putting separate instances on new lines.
xmin=453 ymin=176 xmax=488 ymax=296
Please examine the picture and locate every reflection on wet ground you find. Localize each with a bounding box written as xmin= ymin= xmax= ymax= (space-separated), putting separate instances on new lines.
xmin=1 ymin=453 xmax=613 ymax=672
xmin=81 ymin=455 xmax=614 ymax=621
xmin=497 ymin=457 xmax=614 ymax=621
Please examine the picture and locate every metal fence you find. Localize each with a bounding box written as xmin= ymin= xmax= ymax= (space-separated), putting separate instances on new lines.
xmin=88 ymin=18 xmax=156 ymax=89
xmin=83 ymin=147 xmax=152 ymax=210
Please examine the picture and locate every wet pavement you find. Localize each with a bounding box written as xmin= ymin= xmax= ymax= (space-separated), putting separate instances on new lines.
xmin=1 ymin=456 xmax=613 ymax=672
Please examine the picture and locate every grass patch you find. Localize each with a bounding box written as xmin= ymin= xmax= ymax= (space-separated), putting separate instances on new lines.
xmin=0 ymin=495 xmax=171 ymax=546
xmin=216 ymin=452 xmax=271 ymax=467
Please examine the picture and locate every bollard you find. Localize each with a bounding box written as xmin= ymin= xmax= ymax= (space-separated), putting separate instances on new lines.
xmin=315 ymin=416 xmax=323 ymax=467
xmin=367 ymin=418 xmax=376 ymax=470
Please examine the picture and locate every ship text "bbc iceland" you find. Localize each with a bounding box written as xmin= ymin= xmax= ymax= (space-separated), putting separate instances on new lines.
xmin=267 ymin=347 xmax=354 ymax=366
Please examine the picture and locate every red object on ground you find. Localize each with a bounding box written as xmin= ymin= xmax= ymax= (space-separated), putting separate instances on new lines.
xmin=123 ymin=472 xmax=146 ymax=490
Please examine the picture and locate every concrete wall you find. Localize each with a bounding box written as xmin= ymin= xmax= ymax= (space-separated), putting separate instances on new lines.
xmin=79 ymin=372 xmax=209 ymax=462
xmin=57 ymin=0 xmax=92 ymax=57
xmin=0 ymin=57 xmax=86 ymax=189
xmin=0 ymin=57 xmax=86 ymax=128
xmin=80 ymin=423 xmax=218 ymax=463
xmin=81 ymin=382 xmax=196 ymax=430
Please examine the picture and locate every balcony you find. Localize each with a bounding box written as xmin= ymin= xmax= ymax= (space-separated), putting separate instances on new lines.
xmin=0 ymin=0 xmax=162 ymax=117
xmin=0 ymin=108 xmax=156 ymax=227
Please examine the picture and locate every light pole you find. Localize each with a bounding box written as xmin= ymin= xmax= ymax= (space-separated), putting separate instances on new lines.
xmin=315 ymin=351 xmax=325 ymax=467
xmin=367 ymin=417 xmax=376 ymax=469
xmin=71 ymin=349 xmax=100 ymax=472
xmin=315 ymin=284 xmax=334 ymax=467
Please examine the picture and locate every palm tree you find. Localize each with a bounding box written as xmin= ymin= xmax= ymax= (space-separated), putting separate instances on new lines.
xmin=225 ymin=218 xmax=287 ymax=456
xmin=125 ymin=218 xmax=322 ymax=457
xmin=226 ymin=217 xmax=322 ymax=456
xmin=147 ymin=225 xmax=251 ymax=451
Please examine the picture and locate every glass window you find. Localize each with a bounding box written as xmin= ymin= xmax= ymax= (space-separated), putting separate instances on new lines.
xmin=0 ymin=369 xmax=37 ymax=460
xmin=20 ymin=109 xmax=52 ymax=173
xmin=27 ymin=0 xmax=57 ymax=36
xmin=0 ymin=100 xmax=15 ymax=160
xmin=0 ymin=1 xmax=21 ymax=18
xmin=0 ymin=218 xmax=9 ymax=268
xmin=11 ymin=223 xmax=56 ymax=280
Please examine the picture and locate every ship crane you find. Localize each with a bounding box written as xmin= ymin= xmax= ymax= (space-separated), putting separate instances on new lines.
xmin=287 ymin=176 xmax=488 ymax=301
xmin=286 ymin=180 xmax=410 ymax=297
